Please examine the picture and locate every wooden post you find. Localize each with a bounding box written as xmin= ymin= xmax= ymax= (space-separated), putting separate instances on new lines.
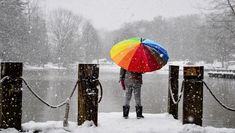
xmin=0 ymin=62 xmax=23 ymax=130
xmin=77 ymin=64 xmax=99 ymax=126
xmin=168 ymin=65 xmax=179 ymax=119
xmin=183 ymin=66 xmax=204 ymax=126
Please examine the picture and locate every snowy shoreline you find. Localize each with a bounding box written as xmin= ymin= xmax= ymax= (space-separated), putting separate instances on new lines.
xmin=24 ymin=61 xmax=235 ymax=71
xmin=1 ymin=112 xmax=235 ymax=133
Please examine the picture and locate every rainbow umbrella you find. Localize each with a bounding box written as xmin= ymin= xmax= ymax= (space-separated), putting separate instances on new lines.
xmin=110 ymin=37 xmax=169 ymax=73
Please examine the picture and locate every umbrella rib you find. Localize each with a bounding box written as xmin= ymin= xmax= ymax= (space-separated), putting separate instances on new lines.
xmin=144 ymin=45 xmax=165 ymax=68
xmin=117 ymin=44 xmax=140 ymax=70
xmin=142 ymin=46 xmax=151 ymax=72
xmin=126 ymin=45 xmax=145 ymax=72
xmin=111 ymin=43 xmax=139 ymax=59
xmin=143 ymin=41 xmax=169 ymax=62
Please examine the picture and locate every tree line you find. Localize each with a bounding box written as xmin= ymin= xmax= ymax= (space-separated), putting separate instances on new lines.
xmin=102 ymin=0 xmax=235 ymax=68
xmin=0 ymin=0 xmax=234 ymax=68
xmin=0 ymin=0 xmax=100 ymax=67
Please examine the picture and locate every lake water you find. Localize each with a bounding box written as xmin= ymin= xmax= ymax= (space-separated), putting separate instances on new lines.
xmin=22 ymin=66 xmax=235 ymax=128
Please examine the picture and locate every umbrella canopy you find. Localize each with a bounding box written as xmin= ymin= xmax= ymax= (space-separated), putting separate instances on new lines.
xmin=110 ymin=37 xmax=169 ymax=73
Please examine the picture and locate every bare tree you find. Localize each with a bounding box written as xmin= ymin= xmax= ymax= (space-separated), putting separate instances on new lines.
xmin=207 ymin=0 xmax=235 ymax=67
xmin=48 ymin=9 xmax=82 ymax=66
xmin=26 ymin=0 xmax=49 ymax=66
xmin=0 ymin=0 xmax=28 ymax=61
xmin=81 ymin=21 xmax=100 ymax=63
xmin=111 ymin=15 xmax=210 ymax=62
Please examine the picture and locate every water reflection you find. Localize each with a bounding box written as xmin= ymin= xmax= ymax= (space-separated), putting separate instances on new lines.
xmin=22 ymin=68 xmax=235 ymax=128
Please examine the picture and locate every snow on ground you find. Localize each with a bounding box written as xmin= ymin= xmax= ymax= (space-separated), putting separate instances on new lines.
xmin=1 ymin=113 xmax=235 ymax=133
xmin=99 ymin=63 xmax=120 ymax=73
xmin=24 ymin=65 xmax=44 ymax=70
xmin=98 ymin=60 xmax=222 ymax=74
xmin=23 ymin=60 xmax=235 ymax=72
xmin=228 ymin=65 xmax=235 ymax=70
xmin=167 ymin=61 xmax=223 ymax=70
xmin=44 ymin=63 xmax=66 ymax=70
xmin=24 ymin=63 xmax=66 ymax=70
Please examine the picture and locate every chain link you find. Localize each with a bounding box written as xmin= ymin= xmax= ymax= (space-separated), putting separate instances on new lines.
xmin=203 ymin=81 xmax=235 ymax=112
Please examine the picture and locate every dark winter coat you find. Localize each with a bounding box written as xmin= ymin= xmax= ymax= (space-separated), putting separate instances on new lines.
xmin=120 ymin=68 xmax=143 ymax=85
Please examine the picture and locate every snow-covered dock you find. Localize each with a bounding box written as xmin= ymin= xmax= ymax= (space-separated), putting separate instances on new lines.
xmin=1 ymin=113 xmax=235 ymax=133
xmin=208 ymin=70 xmax=235 ymax=79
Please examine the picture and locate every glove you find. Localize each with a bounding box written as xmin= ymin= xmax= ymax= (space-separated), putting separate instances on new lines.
xmin=119 ymin=79 xmax=126 ymax=90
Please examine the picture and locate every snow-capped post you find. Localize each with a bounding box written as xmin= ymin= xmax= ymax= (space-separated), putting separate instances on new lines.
xmin=78 ymin=64 xmax=99 ymax=126
xmin=183 ymin=66 xmax=204 ymax=126
xmin=168 ymin=65 xmax=179 ymax=119
xmin=0 ymin=62 xmax=23 ymax=130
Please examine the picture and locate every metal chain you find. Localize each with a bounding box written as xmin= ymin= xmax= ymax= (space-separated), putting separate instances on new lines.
xmin=20 ymin=77 xmax=78 ymax=109
xmin=80 ymin=77 xmax=103 ymax=103
xmin=203 ymin=81 xmax=235 ymax=112
xmin=1 ymin=75 xmax=102 ymax=107
xmin=97 ymin=80 xmax=103 ymax=103
xmin=168 ymin=79 xmax=184 ymax=104
xmin=0 ymin=76 xmax=10 ymax=83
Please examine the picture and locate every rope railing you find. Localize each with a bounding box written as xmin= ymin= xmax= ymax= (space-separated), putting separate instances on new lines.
xmin=0 ymin=63 xmax=102 ymax=128
xmin=0 ymin=75 xmax=103 ymax=106
xmin=203 ymin=81 xmax=235 ymax=112
xmin=1 ymin=76 xmax=79 ymax=128
xmin=21 ymin=77 xmax=79 ymax=108
xmin=0 ymin=76 xmax=78 ymax=109
xmin=169 ymin=79 xmax=185 ymax=104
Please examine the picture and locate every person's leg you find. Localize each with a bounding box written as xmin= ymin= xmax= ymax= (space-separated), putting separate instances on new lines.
xmin=133 ymin=84 xmax=144 ymax=119
xmin=123 ymin=85 xmax=133 ymax=119
xmin=133 ymin=84 xmax=141 ymax=106
xmin=124 ymin=85 xmax=133 ymax=106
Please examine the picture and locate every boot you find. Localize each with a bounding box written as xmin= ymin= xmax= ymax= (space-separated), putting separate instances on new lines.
xmin=136 ymin=105 xmax=144 ymax=119
xmin=123 ymin=105 xmax=130 ymax=119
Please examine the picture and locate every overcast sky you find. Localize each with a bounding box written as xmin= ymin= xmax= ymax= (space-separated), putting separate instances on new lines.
xmin=44 ymin=0 xmax=208 ymax=30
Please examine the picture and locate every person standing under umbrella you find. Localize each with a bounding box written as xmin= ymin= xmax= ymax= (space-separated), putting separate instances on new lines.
xmin=119 ymin=67 xmax=144 ymax=119
xmin=110 ymin=37 xmax=169 ymax=118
